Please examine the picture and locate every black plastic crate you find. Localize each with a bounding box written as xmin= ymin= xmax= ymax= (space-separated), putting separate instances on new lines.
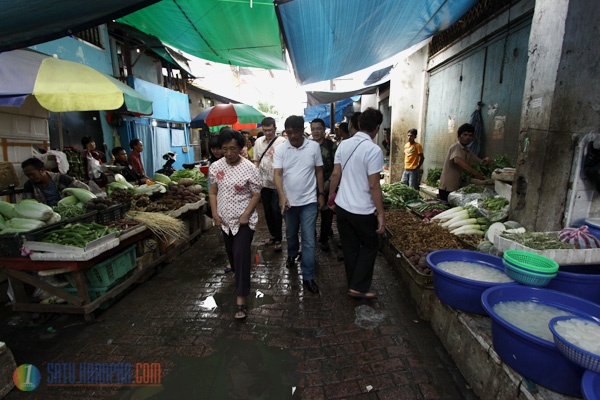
xmin=0 ymin=233 xmax=24 ymax=258
xmin=22 ymin=211 xmax=99 ymax=243
xmin=96 ymin=204 xmax=126 ymax=225
xmin=62 ymin=210 xmax=98 ymax=225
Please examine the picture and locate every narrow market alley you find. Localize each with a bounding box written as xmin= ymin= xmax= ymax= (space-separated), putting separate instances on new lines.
xmin=0 ymin=209 xmax=476 ymax=400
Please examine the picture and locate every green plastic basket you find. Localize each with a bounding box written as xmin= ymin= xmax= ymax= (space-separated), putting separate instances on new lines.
xmin=503 ymin=263 xmax=555 ymax=287
xmin=63 ymin=273 xmax=132 ymax=310
xmin=502 ymin=250 xmax=559 ymax=273
xmin=65 ymin=245 xmax=136 ymax=288
xmin=502 ymin=260 xmax=556 ymax=277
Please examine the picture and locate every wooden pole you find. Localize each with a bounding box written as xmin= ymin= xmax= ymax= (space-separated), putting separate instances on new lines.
xmin=57 ymin=112 xmax=63 ymax=150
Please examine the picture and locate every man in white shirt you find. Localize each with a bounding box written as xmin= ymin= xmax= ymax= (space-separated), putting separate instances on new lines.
xmin=254 ymin=117 xmax=286 ymax=251
xmin=328 ymin=108 xmax=385 ymax=300
xmin=274 ymin=116 xmax=325 ymax=293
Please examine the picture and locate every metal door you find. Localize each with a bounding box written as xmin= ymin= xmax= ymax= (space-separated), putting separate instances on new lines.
xmin=423 ymin=19 xmax=532 ymax=173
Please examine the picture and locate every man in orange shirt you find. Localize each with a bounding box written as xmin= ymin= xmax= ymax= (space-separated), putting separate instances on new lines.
xmin=400 ymin=129 xmax=424 ymax=190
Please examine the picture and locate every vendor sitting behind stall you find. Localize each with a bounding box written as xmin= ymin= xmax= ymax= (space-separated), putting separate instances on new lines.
xmin=21 ymin=157 xmax=90 ymax=206
xmin=112 ymin=147 xmax=146 ymax=185
xmin=438 ymin=123 xmax=492 ymax=202
xmin=81 ymin=136 xmax=106 ymax=184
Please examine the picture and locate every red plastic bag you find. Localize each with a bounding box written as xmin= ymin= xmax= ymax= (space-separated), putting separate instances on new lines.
xmin=558 ymin=226 xmax=600 ymax=249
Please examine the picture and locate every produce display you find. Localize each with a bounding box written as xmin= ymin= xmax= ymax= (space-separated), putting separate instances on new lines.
xmin=0 ymin=199 xmax=60 ymax=234
xmin=105 ymin=219 xmax=140 ymax=230
xmin=431 ymin=206 xmax=488 ymax=236
xmin=169 ymin=169 xmax=208 ymax=194
xmin=386 ymin=210 xmax=478 ymax=275
xmin=126 ymin=211 xmax=188 ymax=242
xmin=382 ymin=182 xmax=421 ymax=209
xmin=456 ymin=184 xmax=485 ymax=194
xmin=499 ymin=231 xmax=576 ymax=250
xmin=425 ymin=168 xmax=441 ymax=187
xmin=407 ymin=200 xmax=449 ymax=220
xmin=108 ymin=178 xmax=203 ymax=213
xmin=53 ymin=201 xmax=89 ymax=220
xmin=480 ymin=197 xmax=509 ymax=213
xmin=85 ymin=197 xmax=117 ymax=211
xmin=461 ymin=155 xmax=514 ymax=182
xmin=39 ymin=222 xmax=120 ymax=248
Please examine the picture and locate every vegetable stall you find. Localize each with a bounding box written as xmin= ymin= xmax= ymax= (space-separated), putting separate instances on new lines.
xmin=0 ymin=170 xmax=208 ymax=320
xmin=381 ymin=180 xmax=600 ymax=317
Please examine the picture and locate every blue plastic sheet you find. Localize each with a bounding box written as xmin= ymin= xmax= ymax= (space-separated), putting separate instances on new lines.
xmin=276 ymin=0 xmax=478 ymax=84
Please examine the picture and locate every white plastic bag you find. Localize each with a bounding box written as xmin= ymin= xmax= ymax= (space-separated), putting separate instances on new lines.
xmin=31 ymin=147 xmax=70 ymax=174
xmin=86 ymin=154 xmax=102 ymax=179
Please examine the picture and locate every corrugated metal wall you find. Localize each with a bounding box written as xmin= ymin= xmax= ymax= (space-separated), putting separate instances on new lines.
xmin=423 ymin=18 xmax=531 ymax=172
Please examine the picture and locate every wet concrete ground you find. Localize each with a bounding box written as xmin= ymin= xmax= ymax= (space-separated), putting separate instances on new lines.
xmin=0 ymin=210 xmax=476 ymax=399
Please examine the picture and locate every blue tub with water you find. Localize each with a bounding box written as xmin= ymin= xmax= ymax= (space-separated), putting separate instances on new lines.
xmin=583 ymin=371 xmax=600 ymax=400
xmin=546 ymin=264 xmax=600 ymax=305
xmin=482 ymin=285 xmax=600 ymax=397
xmin=426 ymin=250 xmax=516 ymax=315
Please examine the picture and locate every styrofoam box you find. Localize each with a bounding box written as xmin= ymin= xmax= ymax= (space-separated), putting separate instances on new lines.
xmin=24 ymin=232 xmax=119 ymax=254
xmin=494 ymin=232 xmax=600 ymax=265
xmin=187 ymin=199 xmax=206 ymax=211
xmin=494 ymin=180 xmax=513 ymax=201
xmin=30 ymin=238 xmax=120 ymax=261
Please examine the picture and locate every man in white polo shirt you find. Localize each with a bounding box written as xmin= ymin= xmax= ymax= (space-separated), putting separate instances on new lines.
xmin=274 ymin=115 xmax=325 ymax=293
xmin=328 ymin=108 xmax=385 ymax=300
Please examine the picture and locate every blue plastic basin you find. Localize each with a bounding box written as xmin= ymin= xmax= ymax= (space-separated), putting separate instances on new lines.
xmin=585 ymin=218 xmax=600 ymax=241
xmin=482 ymin=285 xmax=600 ymax=397
xmin=583 ymin=371 xmax=600 ymax=400
xmin=426 ymin=250 xmax=516 ymax=315
xmin=586 ymin=225 xmax=600 ymax=241
xmin=546 ymin=264 xmax=600 ymax=305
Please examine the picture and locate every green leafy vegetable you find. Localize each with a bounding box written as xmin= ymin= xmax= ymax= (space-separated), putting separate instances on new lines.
xmin=170 ymin=169 xmax=208 ymax=190
xmin=481 ymin=197 xmax=509 ymax=212
xmin=382 ymin=182 xmax=421 ymax=209
xmin=426 ymin=168 xmax=442 ymax=187
xmin=500 ymin=232 xmax=575 ymax=250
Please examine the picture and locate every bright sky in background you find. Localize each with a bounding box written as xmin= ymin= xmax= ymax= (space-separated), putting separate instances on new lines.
xmin=186 ymin=55 xmax=307 ymax=118
xmin=183 ymin=38 xmax=429 ymax=119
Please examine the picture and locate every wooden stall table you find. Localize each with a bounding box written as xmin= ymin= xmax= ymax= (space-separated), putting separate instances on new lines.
xmin=0 ymin=228 xmax=152 ymax=321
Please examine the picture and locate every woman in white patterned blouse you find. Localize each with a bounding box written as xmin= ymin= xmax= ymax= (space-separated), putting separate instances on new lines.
xmin=208 ymin=129 xmax=262 ymax=320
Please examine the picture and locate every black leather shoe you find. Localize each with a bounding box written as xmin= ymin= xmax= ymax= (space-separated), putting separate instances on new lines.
xmin=286 ymin=256 xmax=295 ymax=269
xmin=303 ymin=279 xmax=319 ymax=293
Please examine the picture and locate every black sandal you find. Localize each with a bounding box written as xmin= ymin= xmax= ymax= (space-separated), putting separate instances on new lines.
xmin=234 ymin=304 xmax=247 ymax=320
xmin=263 ymin=238 xmax=277 ymax=246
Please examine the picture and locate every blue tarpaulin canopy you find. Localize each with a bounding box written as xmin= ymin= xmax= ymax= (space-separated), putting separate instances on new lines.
xmin=275 ymin=0 xmax=478 ymax=84
xmin=304 ymin=97 xmax=358 ymax=127
xmin=0 ymin=0 xmax=478 ymax=86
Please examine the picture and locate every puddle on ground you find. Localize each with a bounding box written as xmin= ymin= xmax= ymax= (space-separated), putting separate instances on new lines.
xmin=116 ymin=338 xmax=297 ymax=400
xmin=211 ymin=291 xmax=276 ymax=313
xmin=354 ymin=305 xmax=386 ymax=330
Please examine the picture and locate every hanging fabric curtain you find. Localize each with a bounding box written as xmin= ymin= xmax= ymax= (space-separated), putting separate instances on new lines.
xmin=468 ymin=103 xmax=484 ymax=156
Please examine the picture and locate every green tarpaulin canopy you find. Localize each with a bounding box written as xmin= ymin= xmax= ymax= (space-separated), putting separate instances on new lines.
xmin=117 ymin=0 xmax=286 ymax=71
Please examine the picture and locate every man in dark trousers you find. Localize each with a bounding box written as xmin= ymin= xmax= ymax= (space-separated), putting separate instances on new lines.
xmin=254 ymin=117 xmax=287 ymax=252
xmin=310 ymin=118 xmax=337 ymax=252
xmin=329 ymin=108 xmax=385 ymax=300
